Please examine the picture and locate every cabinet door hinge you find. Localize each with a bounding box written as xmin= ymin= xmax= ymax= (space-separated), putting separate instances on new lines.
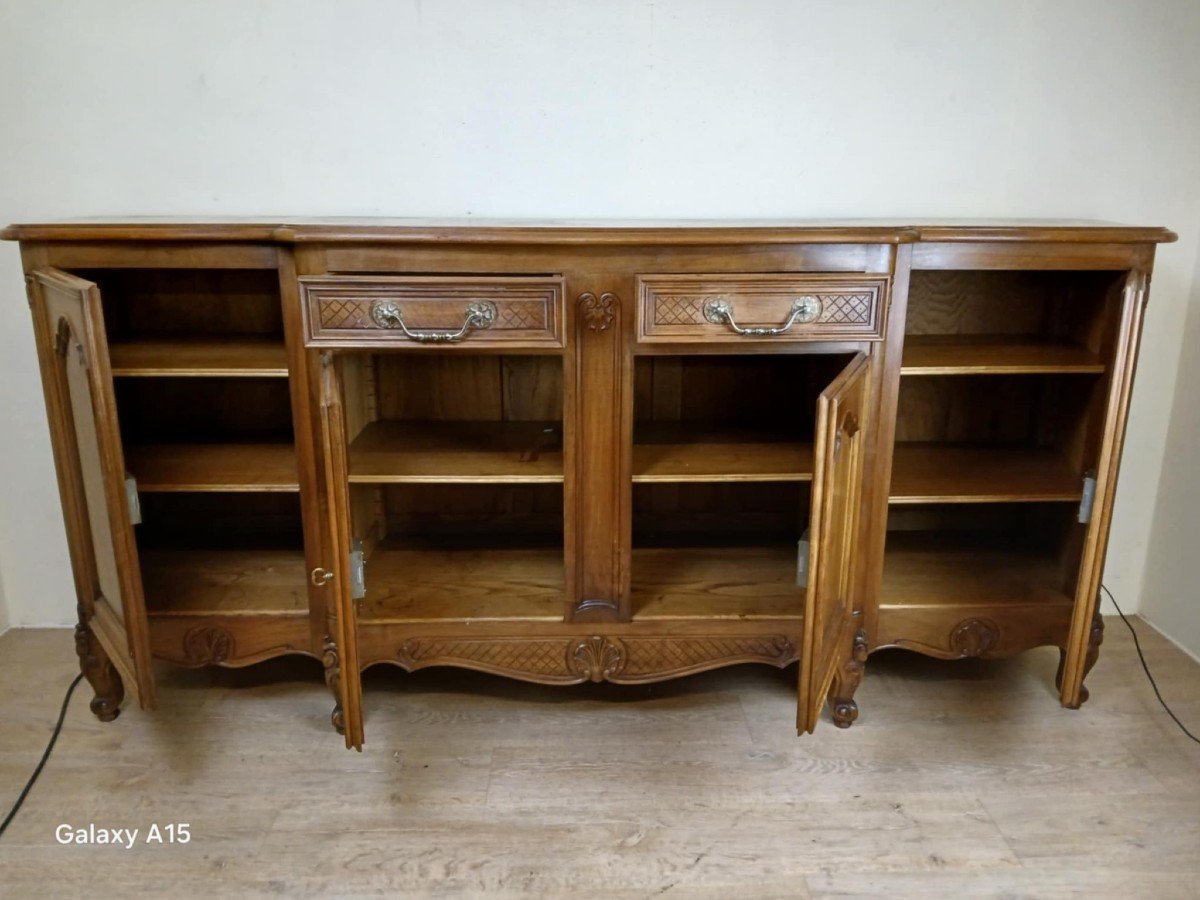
xmin=1078 ymin=471 xmax=1097 ymax=524
xmin=349 ymin=539 xmax=366 ymax=601
xmin=124 ymin=475 xmax=142 ymax=525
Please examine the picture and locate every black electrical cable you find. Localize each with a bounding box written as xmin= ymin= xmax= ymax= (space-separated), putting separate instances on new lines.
xmin=1102 ymin=584 xmax=1200 ymax=746
xmin=0 ymin=672 xmax=84 ymax=840
xmin=3 ymin=588 xmax=1195 ymax=838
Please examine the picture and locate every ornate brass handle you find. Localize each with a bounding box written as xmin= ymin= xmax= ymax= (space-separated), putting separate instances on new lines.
xmin=311 ymin=568 xmax=334 ymax=587
xmin=370 ymin=299 xmax=497 ymax=343
xmin=702 ymin=295 xmax=822 ymax=336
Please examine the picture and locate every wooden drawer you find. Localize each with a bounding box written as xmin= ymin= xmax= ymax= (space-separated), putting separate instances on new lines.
xmin=636 ymin=274 xmax=887 ymax=345
xmin=300 ymin=276 xmax=565 ymax=349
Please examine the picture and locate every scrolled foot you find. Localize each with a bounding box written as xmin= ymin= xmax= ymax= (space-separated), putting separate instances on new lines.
xmin=1057 ymin=611 xmax=1104 ymax=708
xmin=322 ymin=634 xmax=346 ymax=735
xmin=74 ymin=618 xmax=125 ymax=723
xmin=832 ymin=698 xmax=859 ymax=728
xmin=90 ymin=695 xmax=122 ymax=722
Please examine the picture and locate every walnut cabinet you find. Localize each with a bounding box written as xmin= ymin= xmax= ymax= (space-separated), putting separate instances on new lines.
xmin=4 ymin=220 xmax=1175 ymax=748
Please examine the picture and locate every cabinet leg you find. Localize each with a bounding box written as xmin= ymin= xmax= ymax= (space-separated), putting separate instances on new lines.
xmin=829 ymin=628 xmax=868 ymax=729
xmin=1057 ymin=610 xmax=1105 ymax=708
xmin=73 ymin=612 xmax=124 ymax=722
xmin=322 ymin=634 xmax=345 ymax=735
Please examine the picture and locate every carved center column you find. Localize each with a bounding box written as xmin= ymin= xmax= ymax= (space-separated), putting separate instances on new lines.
xmin=570 ymin=289 xmax=627 ymax=622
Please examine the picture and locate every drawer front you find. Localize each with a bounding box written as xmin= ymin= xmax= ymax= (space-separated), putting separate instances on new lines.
xmin=636 ymin=274 xmax=887 ymax=345
xmin=301 ymin=276 xmax=565 ymax=349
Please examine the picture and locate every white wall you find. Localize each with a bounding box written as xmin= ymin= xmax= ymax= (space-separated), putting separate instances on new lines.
xmin=0 ymin=553 xmax=8 ymax=635
xmin=1 ymin=0 xmax=1199 ymax=637
xmin=1140 ymin=234 xmax=1200 ymax=659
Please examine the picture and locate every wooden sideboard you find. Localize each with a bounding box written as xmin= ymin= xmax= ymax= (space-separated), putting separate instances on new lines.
xmin=3 ymin=219 xmax=1176 ymax=749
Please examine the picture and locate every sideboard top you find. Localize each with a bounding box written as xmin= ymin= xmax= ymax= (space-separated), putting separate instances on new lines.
xmin=1 ymin=217 xmax=1177 ymax=245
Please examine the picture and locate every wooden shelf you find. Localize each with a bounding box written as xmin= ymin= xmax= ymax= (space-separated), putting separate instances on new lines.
xmin=631 ymin=546 xmax=805 ymax=619
xmin=142 ymin=549 xmax=308 ymax=615
xmin=889 ymin=443 xmax=1083 ymax=504
xmin=357 ymin=544 xmax=564 ymax=622
xmin=633 ymin=423 xmax=813 ymax=483
xmin=881 ymin=531 xmax=1073 ymax=609
xmin=348 ymin=421 xmax=563 ymax=484
xmin=109 ymin=337 xmax=289 ymax=377
xmin=900 ymin=335 xmax=1105 ymax=376
xmin=127 ymin=443 xmax=299 ymax=492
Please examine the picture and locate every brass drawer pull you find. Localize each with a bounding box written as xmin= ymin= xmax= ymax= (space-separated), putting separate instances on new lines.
xmin=370 ymin=299 xmax=497 ymax=343
xmin=702 ymin=295 xmax=822 ymax=336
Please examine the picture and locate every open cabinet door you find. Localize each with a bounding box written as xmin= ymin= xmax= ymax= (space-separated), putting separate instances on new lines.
xmin=318 ymin=352 xmax=365 ymax=750
xmin=27 ymin=268 xmax=156 ymax=709
xmin=798 ymin=352 xmax=871 ymax=733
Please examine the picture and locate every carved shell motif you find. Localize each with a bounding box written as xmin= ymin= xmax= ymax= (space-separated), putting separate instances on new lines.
xmin=948 ymin=618 xmax=1000 ymax=658
xmin=568 ymin=636 xmax=626 ymax=682
xmin=182 ymin=625 xmax=234 ymax=665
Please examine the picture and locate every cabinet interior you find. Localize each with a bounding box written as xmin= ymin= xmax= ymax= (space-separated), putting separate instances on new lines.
xmin=84 ymin=267 xmax=306 ymax=619
xmin=630 ymin=353 xmax=852 ymax=620
xmin=340 ymin=352 xmax=566 ymax=623
xmin=884 ymin=269 xmax=1125 ymax=613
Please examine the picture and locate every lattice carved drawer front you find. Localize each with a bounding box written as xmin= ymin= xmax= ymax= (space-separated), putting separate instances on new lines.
xmin=637 ymin=274 xmax=887 ymax=345
xmin=301 ymin=276 xmax=565 ymax=349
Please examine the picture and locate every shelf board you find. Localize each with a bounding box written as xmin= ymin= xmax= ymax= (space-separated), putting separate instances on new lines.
xmin=889 ymin=443 xmax=1083 ymax=504
xmin=900 ymin=335 xmax=1105 ymax=376
xmin=142 ymin=548 xmax=308 ymax=615
xmin=127 ymin=443 xmax=299 ymax=492
xmin=881 ymin=531 xmax=1073 ymax=609
xmin=358 ymin=544 xmax=564 ymax=622
xmin=109 ymin=337 xmax=289 ymax=377
xmin=631 ymin=546 xmax=805 ymax=620
xmin=348 ymin=420 xmax=563 ymax=484
xmin=633 ymin=423 xmax=813 ymax=483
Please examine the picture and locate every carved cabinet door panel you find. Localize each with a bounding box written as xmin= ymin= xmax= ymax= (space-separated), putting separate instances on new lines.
xmin=1059 ymin=269 xmax=1149 ymax=708
xmin=317 ymin=352 xmax=366 ymax=750
xmin=797 ymin=352 xmax=871 ymax=733
xmin=27 ymin=268 xmax=156 ymax=707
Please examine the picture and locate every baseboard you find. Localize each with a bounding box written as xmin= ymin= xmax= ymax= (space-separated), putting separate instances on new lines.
xmin=1135 ymin=613 xmax=1200 ymax=665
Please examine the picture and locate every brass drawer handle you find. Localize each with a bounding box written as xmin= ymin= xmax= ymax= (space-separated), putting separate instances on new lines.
xmin=311 ymin=568 xmax=335 ymax=587
xmin=370 ymin=299 xmax=497 ymax=343
xmin=702 ymin=295 xmax=822 ymax=336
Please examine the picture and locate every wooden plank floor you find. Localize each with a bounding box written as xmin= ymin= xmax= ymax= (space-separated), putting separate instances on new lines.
xmin=0 ymin=622 xmax=1197 ymax=898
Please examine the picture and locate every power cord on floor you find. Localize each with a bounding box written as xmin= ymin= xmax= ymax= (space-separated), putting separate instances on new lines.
xmin=2 ymin=591 xmax=1195 ymax=838
xmin=1102 ymin=584 xmax=1200 ymax=746
xmin=0 ymin=672 xmax=84 ymax=841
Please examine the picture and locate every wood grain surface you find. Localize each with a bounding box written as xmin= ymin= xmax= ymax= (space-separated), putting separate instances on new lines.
xmin=0 ymin=625 xmax=1195 ymax=897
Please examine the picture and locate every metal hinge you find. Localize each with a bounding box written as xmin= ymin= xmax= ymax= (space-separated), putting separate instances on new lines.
xmin=1078 ymin=471 xmax=1097 ymax=524
xmin=349 ymin=539 xmax=366 ymax=601
xmin=796 ymin=527 xmax=811 ymax=586
xmin=124 ymin=475 xmax=142 ymax=525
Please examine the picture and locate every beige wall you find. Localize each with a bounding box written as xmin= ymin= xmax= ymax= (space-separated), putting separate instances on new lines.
xmin=1 ymin=1 xmax=1199 ymax=642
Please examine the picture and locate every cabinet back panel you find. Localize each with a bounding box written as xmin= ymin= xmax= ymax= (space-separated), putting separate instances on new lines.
xmin=115 ymin=378 xmax=295 ymax=442
xmin=634 ymin=354 xmax=851 ymax=438
xmin=136 ymin=493 xmax=303 ymax=549
xmin=633 ymin=482 xmax=809 ymax=546
xmin=906 ymin=270 xmax=1123 ymax=340
xmin=81 ymin=269 xmax=283 ymax=339
xmin=894 ymin=375 xmax=1094 ymax=448
xmin=886 ymin=502 xmax=1084 ymax=595
xmin=373 ymin=354 xmax=563 ymax=422
xmin=379 ymin=483 xmax=563 ymax=544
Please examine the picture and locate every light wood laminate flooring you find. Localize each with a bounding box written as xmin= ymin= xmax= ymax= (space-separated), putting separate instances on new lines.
xmin=0 ymin=621 xmax=1197 ymax=897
